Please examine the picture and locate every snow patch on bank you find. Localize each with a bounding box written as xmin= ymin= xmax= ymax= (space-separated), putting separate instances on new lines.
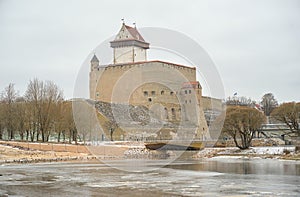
xmin=195 ymin=146 xmax=297 ymax=159
xmin=241 ymin=146 xmax=295 ymax=155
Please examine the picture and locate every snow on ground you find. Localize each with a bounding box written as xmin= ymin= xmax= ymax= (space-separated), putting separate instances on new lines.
xmin=217 ymin=146 xmax=296 ymax=155
xmin=241 ymin=146 xmax=295 ymax=155
xmin=195 ymin=146 xmax=297 ymax=159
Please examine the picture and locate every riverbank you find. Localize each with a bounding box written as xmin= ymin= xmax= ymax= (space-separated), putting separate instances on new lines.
xmin=0 ymin=143 xmax=95 ymax=164
xmin=194 ymin=146 xmax=300 ymax=160
xmin=0 ymin=140 xmax=136 ymax=164
xmin=0 ymin=141 xmax=299 ymax=164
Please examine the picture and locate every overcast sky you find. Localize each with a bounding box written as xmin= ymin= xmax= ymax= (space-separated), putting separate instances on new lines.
xmin=0 ymin=0 xmax=299 ymax=103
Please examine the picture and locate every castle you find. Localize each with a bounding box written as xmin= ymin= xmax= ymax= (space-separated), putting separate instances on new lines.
xmin=89 ymin=22 xmax=211 ymax=141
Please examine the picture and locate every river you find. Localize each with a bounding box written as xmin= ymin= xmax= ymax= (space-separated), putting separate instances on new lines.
xmin=0 ymin=157 xmax=299 ymax=196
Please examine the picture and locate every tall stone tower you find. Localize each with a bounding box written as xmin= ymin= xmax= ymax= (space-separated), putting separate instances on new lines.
xmin=110 ymin=22 xmax=150 ymax=64
xmin=89 ymin=54 xmax=101 ymax=99
xmin=89 ymin=22 xmax=211 ymax=141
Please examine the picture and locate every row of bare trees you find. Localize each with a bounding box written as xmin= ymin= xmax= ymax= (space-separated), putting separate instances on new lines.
xmin=0 ymin=79 xmax=78 ymax=143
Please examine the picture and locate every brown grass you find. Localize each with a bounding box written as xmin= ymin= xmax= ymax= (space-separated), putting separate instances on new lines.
xmin=0 ymin=140 xmax=130 ymax=164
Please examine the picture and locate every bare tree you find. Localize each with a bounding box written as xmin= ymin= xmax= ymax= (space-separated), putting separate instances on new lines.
xmin=24 ymin=79 xmax=42 ymax=141
xmin=15 ymin=99 xmax=27 ymax=141
xmin=25 ymin=102 xmax=38 ymax=142
xmin=104 ymin=121 xmax=118 ymax=141
xmin=25 ymin=79 xmax=64 ymax=142
xmin=53 ymin=101 xmax=76 ymax=143
xmin=261 ymin=93 xmax=278 ymax=116
xmin=61 ymin=101 xmax=77 ymax=143
xmin=73 ymin=100 xmax=98 ymax=144
xmin=52 ymin=101 xmax=64 ymax=142
xmin=222 ymin=106 xmax=266 ymax=149
xmin=1 ymin=83 xmax=19 ymax=140
xmin=23 ymin=102 xmax=33 ymax=141
xmin=271 ymin=102 xmax=300 ymax=138
xmin=0 ymin=102 xmax=4 ymax=140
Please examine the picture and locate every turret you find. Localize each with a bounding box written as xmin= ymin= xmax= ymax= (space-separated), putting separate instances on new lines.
xmin=90 ymin=54 xmax=99 ymax=71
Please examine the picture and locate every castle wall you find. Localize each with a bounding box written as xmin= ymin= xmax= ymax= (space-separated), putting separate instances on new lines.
xmin=90 ymin=61 xmax=196 ymax=103
xmin=129 ymin=82 xmax=181 ymax=122
xmin=202 ymin=96 xmax=224 ymax=111
xmin=90 ymin=61 xmax=210 ymax=140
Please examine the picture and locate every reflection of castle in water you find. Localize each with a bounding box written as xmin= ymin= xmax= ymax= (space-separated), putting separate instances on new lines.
xmin=89 ymin=22 xmax=220 ymax=141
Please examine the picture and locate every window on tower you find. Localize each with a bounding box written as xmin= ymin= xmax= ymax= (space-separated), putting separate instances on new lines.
xmin=171 ymin=108 xmax=176 ymax=120
xmin=164 ymin=108 xmax=168 ymax=119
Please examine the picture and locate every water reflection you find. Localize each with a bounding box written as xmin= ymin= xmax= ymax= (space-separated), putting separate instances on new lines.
xmin=166 ymin=159 xmax=300 ymax=176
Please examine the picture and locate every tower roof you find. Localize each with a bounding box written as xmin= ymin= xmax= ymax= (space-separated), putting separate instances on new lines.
xmin=110 ymin=23 xmax=149 ymax=49
xmin=91 ymin=54 xmax=99 ymax=63
xmin=123 ymin=24 xmax=146 ymax=42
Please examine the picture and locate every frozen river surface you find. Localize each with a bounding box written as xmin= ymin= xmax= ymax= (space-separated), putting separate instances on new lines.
xmin=0 ymin=158 xmax=299 ymax=196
